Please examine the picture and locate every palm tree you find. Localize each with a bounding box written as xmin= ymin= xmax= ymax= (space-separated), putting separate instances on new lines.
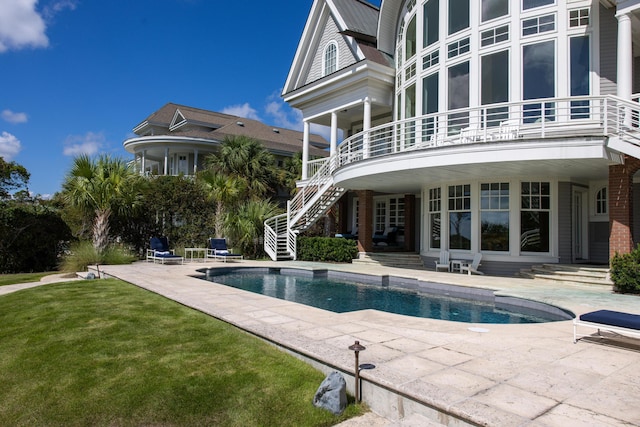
xmin=225 ymin=198 xmax=281 ymax=258
xmin=198 ymin=169 xmax=245 ymax=238
xmin=204 ymin=135 xmax=277 ymax=199
xmin=62 ymin=154 xmax=139 ymax=252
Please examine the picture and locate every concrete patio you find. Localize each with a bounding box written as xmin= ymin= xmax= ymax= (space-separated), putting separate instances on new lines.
xmin=11 ymin=260 xmax=640 ymax=426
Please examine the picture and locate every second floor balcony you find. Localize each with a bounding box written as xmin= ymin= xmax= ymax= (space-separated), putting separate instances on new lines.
xmin=303 ymin=95 xmax=640 ymax=182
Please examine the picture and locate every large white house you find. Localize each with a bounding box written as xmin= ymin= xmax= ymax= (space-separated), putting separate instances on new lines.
xmin=265 ymin=0 xmax=640 ymax=275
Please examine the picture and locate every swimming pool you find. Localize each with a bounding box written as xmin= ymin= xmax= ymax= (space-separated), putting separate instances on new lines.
xmin=201 ymin=267 xmax=572 ymax=324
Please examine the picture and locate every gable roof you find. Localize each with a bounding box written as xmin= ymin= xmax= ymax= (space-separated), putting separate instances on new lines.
xmin=283 ymin=0 xmax=392 ymax=95
xmin=133 ymin=103 xmax=329 ymax=157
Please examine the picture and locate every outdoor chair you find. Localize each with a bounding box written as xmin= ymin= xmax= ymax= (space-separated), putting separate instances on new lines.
xmin=461 ymin=253 xmax=483 ymax=275
xmin=147 ymin=237 xmax=183 ymax=264
xmin=206 ymin=238 xmax=243 ymax=262
xmin=434 ymin=251 xmax=450 ymax=272
xmin=373 ymin=226 xmax=398 ymax=246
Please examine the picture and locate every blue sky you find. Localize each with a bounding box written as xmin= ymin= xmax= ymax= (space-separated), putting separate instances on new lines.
xmin=0 ymin=0 xmax=381 ymax=197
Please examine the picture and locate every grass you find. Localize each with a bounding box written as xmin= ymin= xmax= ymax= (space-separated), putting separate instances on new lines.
xmin=0 ymin=279 xmax=364 ymax=426
xmin=0 ymin=272 xmax=56 ymax=286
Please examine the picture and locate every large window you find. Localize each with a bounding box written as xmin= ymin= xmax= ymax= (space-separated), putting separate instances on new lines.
xmin=323 ymin=43 xmax=337 ymax=76
xmin=482 ymin=0 xmax=508 ymax=22
xmin=520 ymin=182 xmax=550 ymax=252
xmin=424 ymin=0 xmax=439 ymax=48
xmin=481 ymin=183 xmax=509 ymax=251
xmin=429 ymin=187 xmax=441 ymax=249
xmin=389 ymin=197 xmax=405 ymax=227
xmin=422 ymin=72 xmax=439 ymax=138
xmin=375 ymin=201 xmax=386 ymax=233
xmin=570 ymin=36 xmax=590 ymax=119
xmin=449 ymin=184 xmax=471 ymax=250
xmin=523 ymin=41 xmax=555 ymax=123
xmin=481 ymin=50 xmax=509 ymax=126
xmin=448 ymin=61 xmax=470 ymax=132
xmin=448 ymin=0 xmax=469 ymax=35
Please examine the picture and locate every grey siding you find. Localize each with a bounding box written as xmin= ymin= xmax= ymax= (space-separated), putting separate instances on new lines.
xmin=557 ymin=182 xmax=572 ymax=263
xmin=305 ymin=14 xmax=357 ymax=85
xmin=599 ymin=5 xmax=617 ymax=96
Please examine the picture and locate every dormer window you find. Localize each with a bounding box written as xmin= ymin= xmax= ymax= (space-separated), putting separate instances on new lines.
xmin=323 ymin=42 xmax=338 ymax=76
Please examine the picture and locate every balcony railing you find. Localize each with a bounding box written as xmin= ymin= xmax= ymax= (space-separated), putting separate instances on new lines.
xmin=305 ymin=95 xmax=640 ymax=177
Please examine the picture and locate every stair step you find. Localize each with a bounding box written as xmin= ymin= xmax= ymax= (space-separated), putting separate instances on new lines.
xmin=519 ymin=264 xmax=612 ymax=286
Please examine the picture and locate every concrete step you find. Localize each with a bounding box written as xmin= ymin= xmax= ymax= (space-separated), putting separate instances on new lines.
xmin=518 ymin=264 xmax=612 ymax=286
xmin=353 ymin=253 xmax=425 ymax=269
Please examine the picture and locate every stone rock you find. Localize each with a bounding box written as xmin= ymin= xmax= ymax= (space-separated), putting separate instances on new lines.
xmin=84 ymin=272 xmax=96 ymax=280
xmin=313 ymin=371 xmax=347 ymax=415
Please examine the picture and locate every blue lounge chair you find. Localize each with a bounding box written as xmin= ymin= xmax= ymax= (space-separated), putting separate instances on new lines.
xmin=573 ymin=309 xmax=640 ymax=343
xmin=206 ymin=238 xmax=243 ymax=262
xmin=147 ymin=237 xmax=183 ymax=264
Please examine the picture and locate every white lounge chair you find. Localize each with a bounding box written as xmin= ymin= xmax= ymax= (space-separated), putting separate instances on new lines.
xmin=461 ymin=253 xmax=483 ymax=275
xmin=434 ymin=251 xmax=450 ymax=272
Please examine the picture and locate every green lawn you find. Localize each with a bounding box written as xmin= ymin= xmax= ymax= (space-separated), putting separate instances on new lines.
xmin=0 ymin=279 xmax=363 ymax=426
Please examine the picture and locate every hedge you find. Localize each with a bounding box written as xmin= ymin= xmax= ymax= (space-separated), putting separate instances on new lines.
xmin=297 ymin=237 xmax=358 ymax=263
xmin=610 ymin=244 xmax=640 ymax=294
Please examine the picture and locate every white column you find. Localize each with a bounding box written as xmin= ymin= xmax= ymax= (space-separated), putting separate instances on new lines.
xmin=193 ymin=149 xmax=199 ymax=175
xmin=330 ymin=111 xmax=338 ymax=157
xmin=164 ymin=147 xmax=169 ymax=175
xmin=363 ymin=97 xmax=372 ymax=159
xmin=141 ymin=150 xmax=146 ymax=175
xmin=617 ymin=12 xmax=633 ymax=127
xmin=617 ymin=12 xmax=633 ymax=100
xmin=302 ymin=121 xmax=310 ymax=180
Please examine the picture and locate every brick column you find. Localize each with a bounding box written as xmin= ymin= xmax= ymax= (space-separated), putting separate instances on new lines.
xmin=609 ymin=155 xmax=640 ymax=260
xmin=337 ymin=194 xmax=349 ymax=234
xmin=356 ymin=190 xmax=374 ymax=253
xmin=404 ymin=194 xmax=416 ymax=252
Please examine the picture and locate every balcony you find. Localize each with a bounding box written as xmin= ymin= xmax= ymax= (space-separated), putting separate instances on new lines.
xmin=304 ymin=95 xmax=640 ymax=179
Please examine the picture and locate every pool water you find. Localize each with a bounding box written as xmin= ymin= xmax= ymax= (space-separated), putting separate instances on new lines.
xmin=203 ymin=269 xmax=570 ymax=324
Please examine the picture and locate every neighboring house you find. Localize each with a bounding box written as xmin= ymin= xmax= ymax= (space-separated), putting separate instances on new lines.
xmin=123 ymin=102 xmax=329 ymax=177
xmin=265 ymin=0 xmax=640 ymax=276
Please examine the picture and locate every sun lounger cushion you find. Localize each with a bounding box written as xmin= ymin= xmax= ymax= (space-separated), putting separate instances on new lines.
xmin=579 ymin=310 xmax=640 ymax=330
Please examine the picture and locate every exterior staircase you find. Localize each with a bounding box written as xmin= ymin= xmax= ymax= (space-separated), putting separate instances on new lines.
xmin=518 ymin=264 xmax=612 ymax=286
xmin=352 ymin=252 xmax=425 ymax=269
xmin=264 ymin=157 xmax=344 ymax=260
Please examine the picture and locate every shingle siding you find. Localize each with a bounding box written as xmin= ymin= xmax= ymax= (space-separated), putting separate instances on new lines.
xmin=599 ymin=5 xmax=617 ymax=96
xmin=557 ymin=182 xmax=573 ymax=263
xmin=305 ymin=14 xmax=357 ymax=85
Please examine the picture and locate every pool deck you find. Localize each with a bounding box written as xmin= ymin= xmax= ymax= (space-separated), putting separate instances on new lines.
xmin=11 ymin=261 xmax=640 ymax=426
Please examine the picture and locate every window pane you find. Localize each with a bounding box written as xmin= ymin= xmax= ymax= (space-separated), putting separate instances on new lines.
xmin=523 ymin=0 xmax=553 ymax=10
xmin=450 ymin=212 xmax=471 ymax=249
xmin=424 ymin=0 xmax=440 ymax=47
xmin=482 ymin=50 xmax=509 ymax=105
xmin=406 ymin=16 xmax=417 ymax=58
xmin=431 ymin=213 xmax=441 ymax=248
xmin=523 ymin=41 xmax=554 ymax=100
xmin=448 ymin=61 xmax=469 ymax=110
xmin=405 ymin=84 xmax=416 ymax=118
xmin=481 ymin=211 xmax=509 ymax=251
xmin=423 ymin=73 xmax=439 ymax=114
xmin=449 ymin=0 xmax=469 ymax=35
xmin=482 ymin=0 xmax=508 ymax=22
xmin=521 ymin=211 xmax=550 ymax=252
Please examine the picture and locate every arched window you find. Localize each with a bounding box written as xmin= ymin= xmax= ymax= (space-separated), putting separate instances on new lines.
xmin=323 ymin=42 xmax=337 ymax=76
xmin=595 ymin=187 xmax=607 ymax=215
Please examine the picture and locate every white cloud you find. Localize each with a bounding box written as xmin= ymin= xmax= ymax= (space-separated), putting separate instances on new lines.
xmin=1 ymin=109 xmax=28 ymax=124
xmin=0 ymin=131 xmax=22 ymax=160
xmin=63 ymin=131 xmax=104 ymax=156
xmin=221 ymin=103 xmax=261 ymax=121
xmin=265 ymin=99 xmax=302 ymax=131
xmin=42 ymin=0 xmax=77 ymax=20
xmin=0 ymin=0 xmax=49 ymax=53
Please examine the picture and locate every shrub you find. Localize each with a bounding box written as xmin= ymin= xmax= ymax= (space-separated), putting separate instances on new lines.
xmin=297 ymin=237 xmax=358 ymax=263
xmin=60 ymin=241 xmax=136 ymax=272
xmin=610 ymin=244 xmax=640 ymax=294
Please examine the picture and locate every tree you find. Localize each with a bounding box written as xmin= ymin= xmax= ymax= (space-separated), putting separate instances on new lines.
xmin=204 ymin=135 xmax=278 ymax=199
xmin=198 ymin=170 xmax=245 ymax=238
xmin=0 ymin=157 xmax=30 ymax=199
xmin=225 ymin=198 xmax=281 ymax=259
xmin=62 ymin=154 xmax=140 ymax=252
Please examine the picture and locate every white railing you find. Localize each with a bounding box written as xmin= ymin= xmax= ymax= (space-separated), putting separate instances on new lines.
xmin=305 ymin=158 xmax=329 ymax=178
xmin=332 ymin=95 xmax=640 ymax=170
xmin=289 ymin=155 xmax=338 ymax=228
xmin=264 ymin=213 xmax=290 ymax=260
